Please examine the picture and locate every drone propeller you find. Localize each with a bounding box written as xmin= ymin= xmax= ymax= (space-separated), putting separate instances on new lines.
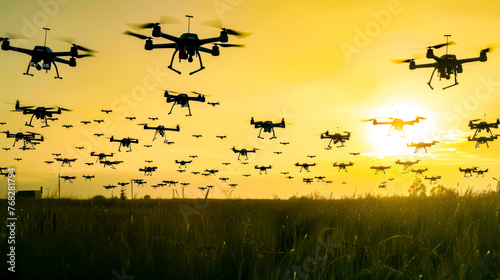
xmin=201 ymin=20 xmax=251 ymax=38
xmin=416 ymin=116 xmax=427 ymax=120
xmin=127 ymin=15 xmax=182 ymax=29
xmin=75 ymin=54 xmax=95 ymax=59
xmin=215 ymin=43 xmax=246 ymax=48
xmin=470 ymin=119 xmax=482 ymax=122
xmin=191 ymin=91 xmax=213 ymax=97
xmin=56 ymin=37 xmax=96 ymax=53
xmin=360 ymin=119 xmax=375 ymax=122
xmin=123 ymin=31 xmax=151 ymax=40
xmin=390 ymin=54 xmax=424 ymax=64
xmin=428 ymin=41 xmax=456 ymax=49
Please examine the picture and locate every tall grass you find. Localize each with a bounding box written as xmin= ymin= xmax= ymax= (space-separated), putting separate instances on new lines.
xmin=1 ymin=192 xmax=499 ymax=279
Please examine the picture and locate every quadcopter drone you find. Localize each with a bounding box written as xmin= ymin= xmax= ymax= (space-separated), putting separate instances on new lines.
xmin=1 ymin=28 xmax=95 ymax=79
xmin=393 ymin=35 xmax=491 ymax=89
xmin=468 ymin=115 xmax=499 ymax=137
xmin=320 ymin=128 xmax=350 ymax=148
xmin=250 ymin=117 xmax=287 ymax=139
xmin=362 ymin=114 xmax=426 ymax=137
xmin=164 ymin=90 xmax=206 ymax=116
xmin=142 ymin=123 xmax=180 ymax=142
xmin=124 ymin=15 xmax=248 ymax=75
xmin=13 ymin=100 xmax=71 ymax=128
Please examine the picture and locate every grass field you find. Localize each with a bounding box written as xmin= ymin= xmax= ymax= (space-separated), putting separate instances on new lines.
xmin=1 ymin=192 xmax=499 ymax=280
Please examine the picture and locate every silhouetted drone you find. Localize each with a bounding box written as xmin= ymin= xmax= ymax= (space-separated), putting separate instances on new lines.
xmin=164 ymin=90 xmax=206 ymax=116
xmin=60 ymin=175 xmax=76 ymax=183
xmin=80 ymin=121 xmax=90 ymax=125
xmin=303 ymin=178 xmax=313 ymax=185
xmin=320 ymin=129 xmax=350 ymax=148
xmin=315 ymin=176 xmax=326 ymax=182
xmin=255 ymin=165 xmax=272 ymax=174
xmin=109 ymin=136 xmax=139 ymax=152
xmin=2 ymin=130 xmax=43 ymax=147
xmin=125 ymin=116 xmax=136 ymax=121
xmin=90 ymin=152 xmax=114 ymax=162
xmin=295 ymin=162 xmax=316 ymax=172
xmin=192 ymin=134 xmax=203 ymax=138
xmin=176 ymin=160 xmax=192 ymax=169
xmin=44 ymin=161 xmax=53 ymax=164
xmin=362 ymin=115 xmax=426 ymax=137
xmin=100 ymin=160 xmax=123 ymax=169
xmin=124 ymin=15 xmax=248 ymax=75
xmin=459 ymin=167 xmax=478 ymax=178
xmin=204 ymin=169 xmax=219 ymax=175
xmin=207 ymin=102 xmax=220 ymax=107
xmin=54 ymin=157 xmax=77 ymax=167
xmin=62 ymin=124 xmax=73 ymax=129
xmin=82 ymin=175 xmax=95 ymax=181
xmin=250 ymin=117 xmax=287 ymax=139
xmin=393 ymin=35 xmax=492 ymax=89
xmin=407 ymin=141 xmax=438 ymax=153
xmin=333 ymin=162 xmax=354 ymax=172
xmin=370 ymin=165 xmax=391 ymax=175
xmin=473 ymin=169 xmax=488 ymax=177
xmin=13 ymin=100 xmax=71 ymax=127
xmin=469 ymin=115 xmax=499 ymax=137
xmin=1 ymin=28 xmax=95 ymax=78
xmin=411 ymin=168 xmax=428 ymax=177
xmin=280 ymin=142 xmax=290 ymax=145
xmin=142 ymin=123 xmax=180 ymax=143
xmin=148 ymin=117 xmax=158 ymax=121
xmin=425 ymin=175 xmax=441 ymax=184
xmin=101 ymin=109 xmax=112 ymax=114
xmin=232 ymin=146 xmax=257 ymax=160
xmin=132 ymin=179 xmax=146 ymax=187
xmin=139 ymin=166 xmax=157 ymax=176
xmin=468 ymin=135 xmax=497 ymax=148
xmin=216 ymin=135 xmax=227 ymax=139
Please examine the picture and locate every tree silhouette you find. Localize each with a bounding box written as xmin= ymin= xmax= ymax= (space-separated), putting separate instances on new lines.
xmin=408 ymin=178 xmax=427 ymax=197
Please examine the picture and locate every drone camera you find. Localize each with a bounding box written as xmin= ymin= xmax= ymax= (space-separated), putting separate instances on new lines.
xmin=42 ymin=62 xmax=50 ymax=70
xmin=456 ymin=64 xmax=463 ymax=73
xmin=145 ymin=39 xmax=153 ymax=50
xmin=29 ymin=61 xmax=39 ymax=67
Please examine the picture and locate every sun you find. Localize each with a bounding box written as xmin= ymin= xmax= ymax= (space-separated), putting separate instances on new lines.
xmin=365 ymin=100 xmax=437 ymax=157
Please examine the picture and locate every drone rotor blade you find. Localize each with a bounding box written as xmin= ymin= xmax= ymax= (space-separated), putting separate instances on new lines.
xmin=218 ymin=43 xmax=246 ymax=48
xmin=127 ymin=15 xmax=181 ymax=29
xmin=390 ymin=59 xmax=414 ymax=64
xmin=56 ymin=37 xmax=96 ymax=53
xmin=75 ymin=54 xmax=95 ymax=58
xmin=360 ymin=119 xmax=375 ymax=122
xmin=123 ymin=31 xmax=151 ymax=40
xmin=201 ymin=19 xmax=251 ymax=38
xmin=429 ymin=41 xmax=456 ymax=49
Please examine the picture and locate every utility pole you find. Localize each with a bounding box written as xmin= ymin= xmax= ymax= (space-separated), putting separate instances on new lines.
xmin=58 ymin=173 xmax=61 ymax=199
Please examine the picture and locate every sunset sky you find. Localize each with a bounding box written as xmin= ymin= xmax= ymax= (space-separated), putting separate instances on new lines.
xmin=1 ymin=0 xmax=500 ymax=199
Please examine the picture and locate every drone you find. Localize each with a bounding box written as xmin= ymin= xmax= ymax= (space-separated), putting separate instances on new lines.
xmin=468 ymin=115 xmax=499 ymax=137
xmin=101 ymin=109 xmax=112 ymax=114
xmin=350 ymin=152 xmax=360 ymax=156
xmin=393 ymin=35 xmax=491 ymax=89
xmin=80 ymin=121 xmax=90 ymax=125
xmin=285 ymin=176 xmax=294 ymax=179
xmin=250 ymin=117 xmax=287 ymax=139
xmin=280 ymin=142 xmax=290 ymax=145
xmin=407 ymin=141 xmax=438 ymax=153
xmin=468 ymin=135 xmax=498 ymax=148
xmin=62 ymin=124 xmax=73 ymax=129
xmin=395 ymin=160 xmax=420 ymax=172
xmin=222 ymin=162 xmax=231 ymax=165
xmin=242 ymin=174 xmax=251 ymax=177
xmin=333 ymin=162 xmax=354 ymax=172
xmin=274 ymin=151 xmax=282 ymax=155
xmin=255 ymin=165 xmax=272 ymax=174
xmin=189 ymin=155 xmax=198 ymax=158
xmin=132 ymin=179 xmax=146 ymax=187
xmin=2 ymin=130 xmax=44 ymax=147
xmin=90 ymin=152 xmax=114 ymax=162
xmin=192 ymin=134 xmax=203 ymax=138
xmin=103 ymin=185 xmax=117 ymax=190
xmin=362 ymin=115 xmax=426 ymax=137
xmin=303 ymin=178 xmax=314 ymax=185
xmin=459 ymin=167 xmax=478 ymax=178
xmin=425 ymin=175 xmax=441 ymax=185
xmin=379 ymin=182 xmax=387 ymax=189
xmin=94 ymin=120 xmax=104 ymax=124
xmin=142 ymin=123 xmax=180 ymax=142
xmin=85 ymin=162 xmax=94 ymax=166
xmin=175 ymin=160 xmax=192 ymax=169
xmin=139 ymin=166 xmax=157 ymax=176
xmin=109 ymin=136 xmax=139 ymax=152
xmin=281 ymin=172 xmax=289 ymax=175
xmin=44 ymin=161 xmax=53 ymax=164
xmin=315 ymin=176 xmax=326 ymax=182
xmin=204 ymin=169 xmax=219 ymax=175
xmin=14 ymin=158 xmax=22 ymax=161
xmin=164 ymin=90 xmax=206 ymax=116
xmin=13 ymin=100 xmax=71 ymax=128
xmin=82 ymin=175 xmax=95 ymax=181
xmin=228 ymin=183 xmax=237 ymax=188
xmin=54 ymin=157 xmax=77 ymax=167
xmin=100 ymin=160 xmax=123 ymax=170
xmin=232 ymin=146 xmax=257 ymax=160
xmin=148 ymin=117 xmax=158 ymax=121
xmin=370 ymin=165 xmax=391 ymax=175
xmin=1 ymin=28 xmax=95 ymax=78
xmin=216 ymin=135 xmax=227 ymax=139
xmin=411 ymin=168 xmax=428 ymax=177
xmin=320 ymin=129 xmax=350 ymax=148
xmin=219 ymin=177 xmax=229 ymax=182
xmin=125 ymin=116 xmax=136 ymax=121
xmin=295 ymin=162 xmax=316 ymax=172
xmin=124 ymin=15 xmax=248 ymax=75
xmin=473 ymin=169 xmax=488 ymax=177
xmin=180 ymin=183 xmax=190 ymax=187
xmin=207 ymin=102 xmax=220 ymax=107
xmin=307 ymin=155 xmax=316 ymax=158
xmin=117 ymin=182 xmax=130 ymax=187
xmin=75 ymin=146 xmax=84 ymax=150
xmin=60 ymin=175 xmax=76 ymax=183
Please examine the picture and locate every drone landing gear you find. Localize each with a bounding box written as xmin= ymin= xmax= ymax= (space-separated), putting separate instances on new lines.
xmin=52 ymin=62 xmax=62 ymax=79
xmin=427 ymin=68 xmax=437 ymax=90
xmin=168 ymin=50 xmax=182 ymax=74
xmin=443 ymin=72 xmax=458 ymax=90
xmin=23 ymin=64 xmax=34 ymax=77
xmin=189 ymin=51 xmax=205 ymax=75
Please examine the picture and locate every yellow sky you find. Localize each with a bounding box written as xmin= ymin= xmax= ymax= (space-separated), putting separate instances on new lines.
xmin=1 ymin=0 xmax=500 ymax=199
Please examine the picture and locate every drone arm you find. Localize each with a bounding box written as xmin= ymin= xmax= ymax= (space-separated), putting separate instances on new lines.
xmin=51 ymin=51 xmax=75 ymax=57
xmin=159 ymin=33 xmax=180 ymax=42
xmin=7 ymin=46 xmax=33 ymax=56
xmin=199 ymin=46 xmax=216 ymax=55
xmin=457 ymin=57 xmax=481 ymax=64
xmin=150 ymin=43 xmax=177 ymax=49
xmin=198 ymin=37 xmax=225 ymax=45
xmin=54 ymin=57 xmax=71 ymax=65
xmin=412 ymin=62 xmax=438 ymax=69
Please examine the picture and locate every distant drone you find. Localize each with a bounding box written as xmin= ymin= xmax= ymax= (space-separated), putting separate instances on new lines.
xmin=142 ymin=123 xmax=180 ymax=143
xmin=370 ymin=165 xmax=391 ymax=175
xmin=1 ymin=28 xmax=95 ymax=78
xmin=459 ymin=167 xmax=478 ymax=178
xmin=232 ymin=146 xmax=257 ymax=160
xmin=54 ymin=157 xmax=77 ymax=167
xmin=407 ymin=141 xmax=438 ymax=153
xmin=295 ymin=162 xmax=316 ymax=173
xmin=468 ymin=135 xmax=497 ymax=148
xmin=392 ymin=35 xmax=491 ymax=89
xmin=395 ymin=160 xmax=420 ymax=172
xmin=164 ymin=90 xmax=206 ymax=116
xmin=333 ymin=162 xmax=354 ymax=172
xmin=362 ymin=114 xmax=426 ymax=137
xmin=255 ymin=165 xmax=272 ymax=174
xmin=468 ymin=115 xmax=499 ymax=137
xmin=109 ymin=136 xmax=139 ymax=152
xmin=320 ymin=128 xmax=350 ymax=148
xmin=411 ymin=168 xmax=428 ymax=177
xmin=2 ymin=130 xmax=43 ymax=148
xmin=425 ymin=175 xmax=441 ymax=185
xmin=13 ymin=100 xmax=71 ymax=127
xmin=250 ymin=117 xmax=287 ymax=139
xmin=124 ymin=15 xmax=248 ymax=75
